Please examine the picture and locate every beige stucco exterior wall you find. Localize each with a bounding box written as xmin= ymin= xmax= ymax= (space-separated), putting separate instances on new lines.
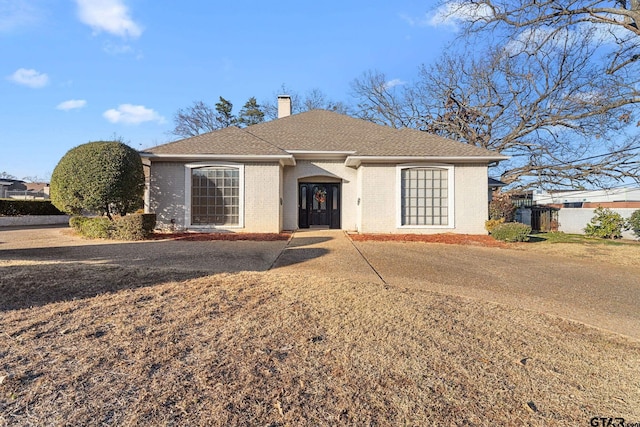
xmin=279 ymin=165 xmax=284 ymax=232
xmin=358 ymin=163 xmax=489 ymax=234
xmin=148 ymin=161 xmax=187 ymax=229
xmin=282 ymin=160 xmax=358 ymax=231
xmin=149 ymin=160 xmax=489 ymax=234
xmin=358 ymin=164 xmax=396 ymax=233
xmin=148 ymin=161 xmax=281 ymax=232
xmin=243 ymin=162 xmax=281 ymax=233
xmin=453 ymin=164 xmax=489 ymax=234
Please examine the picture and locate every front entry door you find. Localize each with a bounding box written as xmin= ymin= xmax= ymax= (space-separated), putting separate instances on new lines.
xmin=298 ymin=183 xmax=340 ymax=229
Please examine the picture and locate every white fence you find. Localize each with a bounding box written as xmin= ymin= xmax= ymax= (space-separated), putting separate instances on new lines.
xmin=0 ymin=215 xmax=70 ymax=227
xmin=558 ymin=208 xmax=637 ymax=239
xmin=5 ymin=190 xmax=49 ymax=200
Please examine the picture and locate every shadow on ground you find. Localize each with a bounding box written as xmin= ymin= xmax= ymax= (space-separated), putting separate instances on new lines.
xmin=0 ymin=262 xmax=205 ymax=311
xmin=269 ymin=236 xmax=332 ymax=269
xmin=0 ymin=235 xmax=325 ymax=311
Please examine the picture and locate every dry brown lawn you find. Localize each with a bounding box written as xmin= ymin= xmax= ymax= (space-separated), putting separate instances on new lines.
xmin=1 ymin=260 xmax=639 ymax=426
xmin=352 ymin=232 xmax=640 ymax=267
xmin=514 ymin=241 xmax=640 ymax=267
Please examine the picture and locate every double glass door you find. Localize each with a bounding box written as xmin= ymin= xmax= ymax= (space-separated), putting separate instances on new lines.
xmin=298 ymin=183 xmax=340 ymax=229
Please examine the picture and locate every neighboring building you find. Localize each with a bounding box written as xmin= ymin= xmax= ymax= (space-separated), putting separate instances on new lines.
xmin=0 ymin=179 xmax=50 ymax=200
xmin=488 ymin=177 xmax=507 ymax=202
xmin=0 ymin=180 xmax=12 ymax=198
xmin=141 ymin=96 xmax=507 ymax=234
xmin=533 ymin=187 xmax=640 ymax=208
xmin=512 ymin=186 xmax=640 ymax=235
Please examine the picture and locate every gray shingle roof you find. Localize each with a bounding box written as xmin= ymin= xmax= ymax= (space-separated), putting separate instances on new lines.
xmin=145 ymin=126 xmax=288 ymax=156
xmin=144 ymin=110 xmax=503 ymax=159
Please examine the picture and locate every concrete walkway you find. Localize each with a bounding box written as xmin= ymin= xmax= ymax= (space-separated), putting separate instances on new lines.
xmin=270 ymin=229 xmax=384 ymax=284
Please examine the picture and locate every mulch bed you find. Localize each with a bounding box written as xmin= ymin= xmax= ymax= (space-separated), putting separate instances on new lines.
xmin=149 ymin=232 xmax=292 ymax=242
xmin=349 ymin=233 xmax=508 ymax=247
xmin=152 ymin=231 xmax=504 ymax=246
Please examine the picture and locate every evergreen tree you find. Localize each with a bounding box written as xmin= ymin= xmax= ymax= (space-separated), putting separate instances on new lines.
xmin=238 ymin=97 xmax=265 ymax=127
xmin=215 ymin=97 xmax=236 ymax=128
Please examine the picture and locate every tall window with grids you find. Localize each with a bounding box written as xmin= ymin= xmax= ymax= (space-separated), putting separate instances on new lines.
xmin=191 ymin=167 xmax=240 ymax=225
xmin=400 ymin=167 xmax=449 ymax=226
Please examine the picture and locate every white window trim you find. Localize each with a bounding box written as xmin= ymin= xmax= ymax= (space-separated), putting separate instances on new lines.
xmin=184 ymin=162 xmax=245 ymax=229
xmin=396 ymin=163 xmax=455 ymax=229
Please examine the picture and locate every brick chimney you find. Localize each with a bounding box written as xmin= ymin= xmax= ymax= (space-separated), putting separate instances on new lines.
xmin=277 ymin=95 xmax=291 ymax=118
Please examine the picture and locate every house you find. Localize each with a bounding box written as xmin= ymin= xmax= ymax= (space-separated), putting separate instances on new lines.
xmin=0 ymin=180 xmax=12 ymax=198
xmin=0 ymin=179 xmax=50 ymax=200
xmin=533 ymin=187 xmax=640 ymax=209
xmin=488 ymin=177 xmax=507 ymax=202
xmin=140 ymin=96 xmax=507 ymax=234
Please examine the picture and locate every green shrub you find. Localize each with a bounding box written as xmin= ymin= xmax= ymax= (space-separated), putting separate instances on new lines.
xmin=491 ymin=222 xmax=532 ymax=242
xmin=626 ymin=209 xmax=640 ymax=239
xmin=584 ymin=207 xmax=626 ymax=239
xmin=112 ymin=213 xmax=157 ymax=240
xmin=485 ymin=217 xmax=505 ymax=233
xmin=69 ymin=216 xmax=88 ymax=231
xmin=70 ymin=213 xmax=156 ymax=240
xmin=0 ymin=199 xmax=65 ymax=216
xmin=50 ymin=141 xmax=144 ymax=217
xmin=77 ymin=217 xmax=112 ymax=239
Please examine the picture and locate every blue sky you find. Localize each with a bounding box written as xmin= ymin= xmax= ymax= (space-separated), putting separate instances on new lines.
xmin=1 ymin=0 xmax=456 ymax=180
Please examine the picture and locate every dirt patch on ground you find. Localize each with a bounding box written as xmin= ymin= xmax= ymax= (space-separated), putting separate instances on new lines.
xmin=349 ymin=232 xmax=508 ymax=247
xmin=1 ymin=267 xmax=638 ymax=426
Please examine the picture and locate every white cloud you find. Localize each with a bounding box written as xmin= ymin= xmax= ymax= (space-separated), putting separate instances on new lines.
xmin=399 ymin=13 xmax=419 ymax=27
xmin=0 ymin=0 xmax=42 ymax=32
xmin=102 ymin=41 xmax=133 ymax=55
xmin=504 ymin=27 xmax=558 ymax=55
xmin=428 ymin=1 xmax=493 ymax=30
xmin=383 ymin=78 xmax=406 ymax=89
xmin=75 ymin=0 xmax=142 ymax=38
xmin=7 ymin=68 xmax=49 ymax=88
xmin=102 ymin=41 xmax=144 ymax=59
xmin=588 ymin=18 xmax=631 ymax=45
xmin=56 ymin=99 xmax=87 ymax=111
xmin=103 ymin=104 xmax=165 ymax=125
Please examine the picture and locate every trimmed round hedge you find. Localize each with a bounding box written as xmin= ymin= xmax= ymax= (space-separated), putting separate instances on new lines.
xmin=50 ymin=141 xmax=144 ymax=217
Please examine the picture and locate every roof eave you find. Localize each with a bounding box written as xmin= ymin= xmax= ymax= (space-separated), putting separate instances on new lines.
xmin=286 ymin=150 xmax=356 ymax=160
xmin=139 ymin=153 xmax=296 ymax=166
xmin=344 ymin=155 xmax=510 ymax=168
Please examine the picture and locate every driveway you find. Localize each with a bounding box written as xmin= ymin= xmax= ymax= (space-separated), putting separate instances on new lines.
xmin=2 ymin=226 xmax=639 ymax=339
xmin=354 ymin=241 xmax=640 ymax=340
xmin=274 ymin=230 xmax=640 ymax=340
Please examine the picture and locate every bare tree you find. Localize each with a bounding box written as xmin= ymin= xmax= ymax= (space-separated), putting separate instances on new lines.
xmin=21 ymin=176 xmax=46 ymax=183
xmin=439 ymin=0 xmax=640 ymax=75
xmin=0 ymin=171 xmax=17 ymax=180
xmin=171 ymin=101 xmax=217 ymax=138
xmin=351 ymin=71 xmax=420 ymax=129
xmin=170 ymin=97 xmax=240 ymax=138
xmin=262 ymin=86 xmax=351 ymax=120
xmin=352 ymin=2 xmax=640 ymax=189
